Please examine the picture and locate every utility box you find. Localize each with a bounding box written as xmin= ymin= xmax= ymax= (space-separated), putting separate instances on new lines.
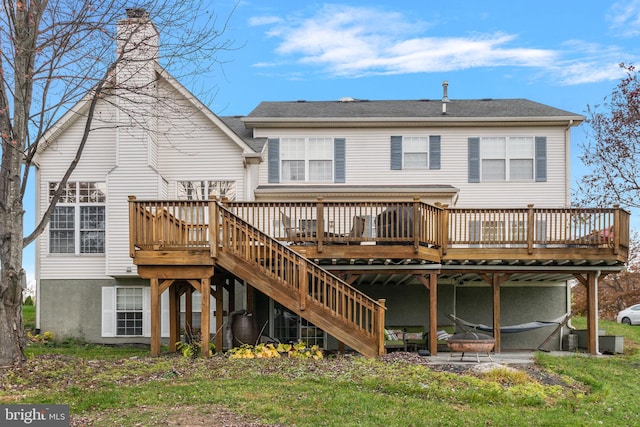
xmin=599 ymin=335 xmax=624 ymax=354
xmin=563 ymin=333 xmax=578 ymax=351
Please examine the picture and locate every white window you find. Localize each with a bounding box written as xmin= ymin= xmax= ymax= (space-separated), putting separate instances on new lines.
xmin=481 ymin=137 xmax=534 ymax=181
xmin=49 ymin=182 xmax=106 ymax=254
xmin=102 ymin=287 xmax=172 ymax=338
xmin=177 ymin=180 xmax=236 ymax=201
xmin=281 ymin=137 xmax=333 ymax=182
xmin=403 ymin=136 xmax=428 ymax=168
xmin=116 ymin=287 xmax=144 ymax=336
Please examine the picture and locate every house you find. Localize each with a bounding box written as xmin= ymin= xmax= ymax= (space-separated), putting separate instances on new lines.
xmin=33 ymin=9 xmax=630 ymax=357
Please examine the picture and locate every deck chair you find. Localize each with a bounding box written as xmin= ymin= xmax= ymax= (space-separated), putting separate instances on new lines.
xmin=333 ymin=216 xmax=366 ymax=245
xmin=280 ymin=212 xmax=303 ymax=244
xmin=347 ymin=216 xmax=366 ymax=244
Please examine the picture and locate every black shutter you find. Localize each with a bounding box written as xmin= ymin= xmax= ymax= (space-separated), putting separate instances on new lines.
xmin=267 ymin=138 xmax=280 ymax=183
xmin=334 ymin=138 xmax=346 ymax=183
xmin=429 ymin=135 xmax=441 ymax=170
xmin=535 ymin=136 xmax=547 ymax=182
xmin=390 ymin=136 xmax=402 ymax=170
xmin=468 ymin=137 xmax=480 ymax=183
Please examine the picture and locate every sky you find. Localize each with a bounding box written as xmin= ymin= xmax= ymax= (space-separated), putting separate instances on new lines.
xmin=22 ymin=0 xmax=640 ymax=288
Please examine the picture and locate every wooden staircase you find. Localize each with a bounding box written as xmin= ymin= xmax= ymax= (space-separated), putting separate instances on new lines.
xmin=214 ymin=204 xmax=385 ymax=358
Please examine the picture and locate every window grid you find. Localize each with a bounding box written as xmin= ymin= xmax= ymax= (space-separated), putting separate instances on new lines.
xmin=177 ymin=180 xmax=237 ymax=201
xmin=116 ymin=288 xmax=143 ymax=336
xmin=480 ymin=137 xmax=534 ymax=181
xmin=49 ymin=182 xmax=105 ymax=254
xmin=280 ymin=137 xmax=333 ymax=182
xmin=403 ymin=136 xmax=428 ymax=168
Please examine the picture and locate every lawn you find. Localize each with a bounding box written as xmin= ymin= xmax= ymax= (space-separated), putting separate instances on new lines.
xmin=3 ymin=312 xmax=640 ymax=426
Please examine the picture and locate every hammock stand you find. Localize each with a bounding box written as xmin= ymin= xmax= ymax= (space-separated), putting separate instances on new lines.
xmin=446 ymin=313 xmax=564 ymax=334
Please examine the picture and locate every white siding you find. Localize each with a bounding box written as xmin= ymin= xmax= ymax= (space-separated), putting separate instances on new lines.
xmin=37 ymin=101 xmax=117 ymax=280
xmin=105 ymin=170 xmax=162 ymax=276
xmin=156 ymin=81 xmax=246 ymax=200
xmin=256 ymin=126 xmax=569 ymax=208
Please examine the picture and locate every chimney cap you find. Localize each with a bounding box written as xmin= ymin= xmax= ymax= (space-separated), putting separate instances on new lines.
xmin=126 ymin=8 xmax=148 ymax=18
xmin=442 ymin=80 xmax=450 ymax=103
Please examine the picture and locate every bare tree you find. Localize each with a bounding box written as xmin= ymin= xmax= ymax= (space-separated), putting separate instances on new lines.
xmin=0 ymin=0 xmax=236 ymax=366
xmin=576 ymin=63 xmax=640 ymax=210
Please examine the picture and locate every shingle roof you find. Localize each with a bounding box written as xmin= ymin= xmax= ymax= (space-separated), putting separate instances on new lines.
xmin=245 ymin=98 xmax=583 ymax=120
xmin=219 ymin=116 xmax=266 ymax=152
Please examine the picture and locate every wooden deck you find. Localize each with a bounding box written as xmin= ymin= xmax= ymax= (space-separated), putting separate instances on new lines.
xmin=128 ymin=197 xmax=630 ymax=357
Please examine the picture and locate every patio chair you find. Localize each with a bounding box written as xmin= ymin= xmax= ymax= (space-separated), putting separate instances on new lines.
xmin=280 ymin=212 xmax=303 ymax=244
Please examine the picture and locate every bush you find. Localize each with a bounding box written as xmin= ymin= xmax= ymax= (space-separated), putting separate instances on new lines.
xmin=23 ymin=295 xmax=34 ymax=306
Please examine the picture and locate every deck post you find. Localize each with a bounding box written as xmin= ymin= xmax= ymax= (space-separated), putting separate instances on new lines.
xmin=416 ymin=274 xmax=438 ymax=355
xmin=413 ymin=197 xmax=420 ymax=253
xmin=429 ymin=273 xmax=438 ymax=355
xmin=587 ymin=272 xmax=600 ymax=355
xmin=150 ymin=278 xmax=161 ymax=357
xmin=209 ymin=196 xmax=219 ymax=258
xmin=215 ymin=282 xmax=224 ymax=353
xmin=377 ymin=299 xmax=386 ymax=356
xmin=200 ymin=277 xmax=211 ymax=358
xmin=299 ymin=260 xmax=307 ymax=311
xmin=492 ymin=276 xmax=501 ymax=353
xmin=527 ymin=204 xmax=534 ymax=254
xmin=440 ymin=204 xmax=449 ymax=256
xmin=317 ymin=197 xmax=324 ymax=253
xmin=169 ymin=283 xmax=179 ymax=353
xmin=613 ymin=205 xmax=620 ymax=255
xmin=128 ymin=196 xmax=137 ymax=258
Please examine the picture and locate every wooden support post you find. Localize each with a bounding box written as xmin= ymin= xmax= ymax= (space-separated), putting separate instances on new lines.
xmin=573 ymin=272 xmax=599 ymax=355
xmin=228 ymin=278 xmax=236 ymax=313
xmin=527 ymin=204 xmax=534 ymax=254
xmin=246 ymin=283 xmax=255 ymax=314
xmin=215 ymin=282 xmax=224 ymax=353
xmin=150 ymin=278 xmax=161 ymax=357
xmin=128 ymin=196 xmax=136 ymax=258
xmin=492 ymin=276 xmax=501 ymax=353
xmin=377 ymin=299 xmax=386 ymax=356
xmin=440 ymin=204 xmax=449 ymax=256
xmin=413 ymin=196 xmax=420 ymax=253
xmin=209 ymin=196 xmax=219 ymax=258
xmin=317 ymin=197 xmax=324 ymax=253
xmin=429 ymin=273 xmax=438 ymax=355
xmin=299 ymin=260 xmax=307 ymax=311
xmin=613 ymin=205 xmax=620 ymax=255
xmin=417 ymin=274 xmax=439 ymax=355
xmin=200 ymin=277 xmax=211 ymax=358
xmin=169 ymin=284 xmax=179 ymax=353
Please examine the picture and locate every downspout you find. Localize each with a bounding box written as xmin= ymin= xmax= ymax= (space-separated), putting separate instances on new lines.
xmin=565 ymin=120 xmax=573 ymax=207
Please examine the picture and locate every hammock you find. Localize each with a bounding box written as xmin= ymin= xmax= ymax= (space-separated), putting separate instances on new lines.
xmin=447 ymin=313 xmax=564 ymax=334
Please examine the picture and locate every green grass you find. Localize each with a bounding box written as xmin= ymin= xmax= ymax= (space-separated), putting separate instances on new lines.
xmin=22 ymin=304 xmax=35 ymax=331
xmin=5 ymin=313 xmax=640 ymax=426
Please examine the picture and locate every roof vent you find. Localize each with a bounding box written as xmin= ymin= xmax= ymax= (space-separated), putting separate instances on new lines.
xmin=339 ymin=97 xmax=355 ymax=103
xmin=442 ymin=81 xmax=449 ymax=114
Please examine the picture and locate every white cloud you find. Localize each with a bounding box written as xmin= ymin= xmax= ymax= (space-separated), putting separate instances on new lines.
xmin=607 ymin=0 xmax=640 ymax=37
xmin=250 ymin=3 xmax=631 ymax=84
xmin=248 ymin=15 xmax=282 ymax=26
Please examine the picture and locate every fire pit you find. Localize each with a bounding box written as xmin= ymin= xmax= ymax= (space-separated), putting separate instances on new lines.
xmin=447 ymin=331 xmax=495 ymax=362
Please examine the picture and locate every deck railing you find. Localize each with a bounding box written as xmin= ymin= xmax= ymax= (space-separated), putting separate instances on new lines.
xmin=224 ymin=198 xmax=442 ymax=251
xmin=446 ymin=205 xmax=629 ymax=255
xmin=217 ymin=205 xmax=384 ymax=347
xmin=129 ymin=197 xmax=629 ymax=258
